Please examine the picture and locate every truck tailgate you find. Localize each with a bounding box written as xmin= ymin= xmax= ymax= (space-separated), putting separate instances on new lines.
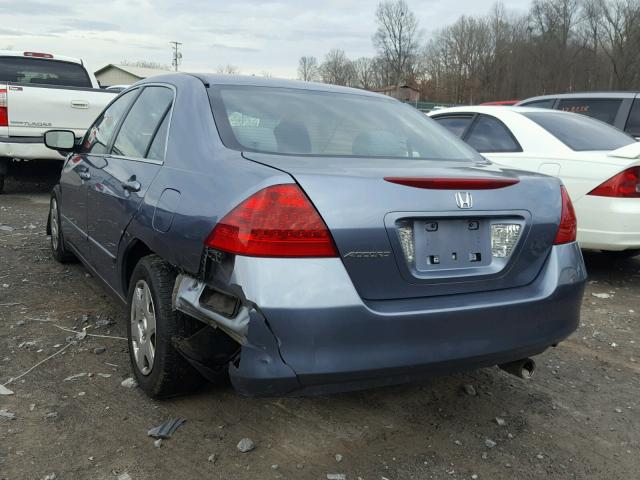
xmin=6 ymin=84 xmax=116 ymax=138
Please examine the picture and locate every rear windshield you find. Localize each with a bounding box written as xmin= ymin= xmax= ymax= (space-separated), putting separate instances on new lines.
xmin=208 ymin=85 xmax=480 ymax=161
xmin=0 ymin=56 xmax=91 ymax=88
xmin=522 ymin=111 xmax=636 ymax=151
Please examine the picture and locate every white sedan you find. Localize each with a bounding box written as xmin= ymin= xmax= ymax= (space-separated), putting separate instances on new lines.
xmin=429 ymin=106 xmax=640 ymax=254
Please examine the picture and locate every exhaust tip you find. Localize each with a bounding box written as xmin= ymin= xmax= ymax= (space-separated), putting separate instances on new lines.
xmin=498 ymin=358 xmax=536 ymax=379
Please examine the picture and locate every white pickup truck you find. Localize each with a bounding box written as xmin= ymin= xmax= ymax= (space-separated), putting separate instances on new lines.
xmin=0 ymin=50 xmax=117 ymax=192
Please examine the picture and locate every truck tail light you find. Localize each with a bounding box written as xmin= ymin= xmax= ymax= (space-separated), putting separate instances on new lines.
xmin=205 ymin=184 xmax=338 ymax=257
xmin=554 ymin=186 xmax=577 ymax=245
xmin=23 ymin=51 xmax=53 ymax=58
xmin=0 ymin=85 xmax=7 ymax=127
xmin=587 ymin=167 xmax=640 ymax=198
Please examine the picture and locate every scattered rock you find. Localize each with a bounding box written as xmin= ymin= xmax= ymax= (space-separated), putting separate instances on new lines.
xmin=481 ymin=452 xmax=488 ymax=460
xmin=41 ymin=474 xmax=56 ymax=480
xmin=335 ymin=453 xmax=343 ymax=462
xmin=471 ymin=475 xmax=478 ymax=480
xmin=93 ymin=346 xmax=106 ymax=355
xmin=117 ymin=474 xmax=132 ymax=480
xmin=15 ymin=320 xmax=25 ymax=326
xmin=95 ymin=318 xmax=114 ymax=327
xmin=44 ymin=412 xmax=58 ymax=419
xmin=591 ymin=292 xmax=611 ymax=299
xmin=0 ymin=409 xmax=16 ymax=420
xmin=454 ymin=440 xmax=462 ymax=446
xmin=271 ymin=464 xmax=279 ymax=470
xmin=0 ymin=384 xmax=14 ymax=395
xmin=462 ymin=384 xmax=477 ymax=396
xmin=121 ymin=377 xmax=138 ymax=388
xmin=495 ymin=417 xmax=506 ymax=426
xmin=237 ymin=437 xmax=255 ymax=453
xmin=536 ymin=454 xmax=544 ymax=460
xmin=154 ymin=439 xmax=162 ymax=448
xmin=98 ymin=373 xmax=112 ymax=378
xmin=614 ymin=407 xmax=623 ymax=413
xmin=327 ymin=474 xmax=346 ymax=480
xmin=207 ymin=453 xmax=217 ymax=463
xmin=485 ymin=438 xmax=497 ymax=448
xmin=64 ymin=373 xmax=87 ymax=382
xmin=0 ymin=225 xmax=14 ymax=232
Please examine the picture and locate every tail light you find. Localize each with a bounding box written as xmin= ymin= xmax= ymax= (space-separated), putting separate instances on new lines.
xmin=587 ymin=167 xmax=640 ymax=198
xmin=554 ymin=186 xmax=577 ymax=245
xmin=0 ymin=85 xmax=7 ymax=127
xmin=23 ymin=51 xmax=53 ymax=58
xmin=205 ymin=184 xmax=338 ymax=257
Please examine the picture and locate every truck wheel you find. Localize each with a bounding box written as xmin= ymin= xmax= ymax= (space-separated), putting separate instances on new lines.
xmin=0 ymin=174 xmax=4 ymax=194
xmin=49 ymin=195 xmax=75 ymax=263
xmin=127 ymin=255 xmax=204 ymax=398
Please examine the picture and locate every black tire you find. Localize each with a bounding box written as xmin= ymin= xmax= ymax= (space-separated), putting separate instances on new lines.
xmin=126 ymin=255 xmax=204 ymax=398
xmin=0 ymin=174 xmax=4 ymax=194
xmin=49 ymin=195 xmax=75 ymax=263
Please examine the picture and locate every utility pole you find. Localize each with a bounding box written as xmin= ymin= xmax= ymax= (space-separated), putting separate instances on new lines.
xmin=170 ymin=41 xmax=182 ymax=71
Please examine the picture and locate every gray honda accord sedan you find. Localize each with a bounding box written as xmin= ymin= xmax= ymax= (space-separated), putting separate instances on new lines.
xmin=44 ymin=74 xmax=586 ymax=398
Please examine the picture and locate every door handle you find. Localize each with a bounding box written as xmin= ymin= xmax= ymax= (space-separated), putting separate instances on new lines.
xmin=122 ymin=178 xmax=141 ymax=192
xmin=71 ymin=100 xmax=89 ymax=109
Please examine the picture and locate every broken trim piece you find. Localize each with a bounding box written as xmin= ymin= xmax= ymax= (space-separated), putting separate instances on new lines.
xmin=173 ymin=274 xmax=250 ymax=344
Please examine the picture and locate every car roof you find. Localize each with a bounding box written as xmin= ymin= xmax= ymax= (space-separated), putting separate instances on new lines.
xmin=518 ymin=91 xmax=639 ymax=104
xmin=0 ymin=49 xmax=83 ymax=65
xmin=140 ymin=72 xmax=391 ymax=99
xmin=428 ymin=105 xmax=576 ymax=117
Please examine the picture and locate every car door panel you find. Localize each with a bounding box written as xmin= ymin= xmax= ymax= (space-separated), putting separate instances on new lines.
xmin=86 ymin=85 xmax=174 ymax=288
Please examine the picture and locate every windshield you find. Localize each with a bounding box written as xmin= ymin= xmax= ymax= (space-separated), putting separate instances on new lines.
xmin=0 ymin=56 xmax=92 ymax=88
xmin=522 ymin=111 xmax=636 ymax=151
xmin=209 ymin=85 xmax=481 ymax=161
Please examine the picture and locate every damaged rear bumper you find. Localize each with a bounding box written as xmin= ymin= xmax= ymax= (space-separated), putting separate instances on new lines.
xmin=173 ymin=243 xmax=586 ymax=397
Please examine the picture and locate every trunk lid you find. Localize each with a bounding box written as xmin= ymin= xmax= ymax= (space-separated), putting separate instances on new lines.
xmin=244 ymin=153 xmax=562 ymax=300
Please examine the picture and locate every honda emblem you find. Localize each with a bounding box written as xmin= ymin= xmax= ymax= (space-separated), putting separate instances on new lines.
xmin=455 ymin=192 xmax=473 ymax=209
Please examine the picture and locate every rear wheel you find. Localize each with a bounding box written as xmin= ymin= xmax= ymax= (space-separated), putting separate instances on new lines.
xmin=0 ymin=174 xmax=4 ymax=194
xmin=49 ymin=196 xmax=75 ymax=263
xmin=126 ymin=255 xmax=204 ymax=398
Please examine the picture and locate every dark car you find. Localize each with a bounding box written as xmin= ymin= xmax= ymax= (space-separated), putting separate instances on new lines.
xmin=517 ymin=92 xmax=640 ymax=139
xmin=44 ymin=74 xmax=586 ymax=398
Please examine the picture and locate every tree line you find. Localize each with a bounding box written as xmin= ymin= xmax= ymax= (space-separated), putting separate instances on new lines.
xmin=298 ymin=0 xmax=640 ymax=103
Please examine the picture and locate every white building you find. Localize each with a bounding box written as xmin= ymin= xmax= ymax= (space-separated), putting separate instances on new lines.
xmin=94 ymin=64 xmax=172 ymax=88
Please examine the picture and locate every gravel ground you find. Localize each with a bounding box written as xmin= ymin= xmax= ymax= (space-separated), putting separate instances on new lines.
xmin=1 ymin=164 xmax=639 ymax=480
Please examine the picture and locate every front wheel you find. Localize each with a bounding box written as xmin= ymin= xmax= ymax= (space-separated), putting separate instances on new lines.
xmin=126 ymin=255 xmax=204 ymax=398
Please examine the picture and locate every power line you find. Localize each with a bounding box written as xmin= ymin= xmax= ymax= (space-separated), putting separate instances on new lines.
xmin=170 ymin=41 xmax=183 ymax=72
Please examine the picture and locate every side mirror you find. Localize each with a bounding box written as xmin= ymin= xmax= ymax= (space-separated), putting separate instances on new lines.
xmin=44 ymin=130 xmax=76 ymax=152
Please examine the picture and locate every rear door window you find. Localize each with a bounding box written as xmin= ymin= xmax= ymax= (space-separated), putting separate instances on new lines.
xmin=81 ymin=90 xmax=137 ymax=155
xmin=146 ymin=113 xmax=170 ymax=161
xmin=520 ymin=98 xmax=555 ymax=109
xmin=111 ymin=86 xmax=173 ymax=159
xmin=556 ymin=98 xmax=622 ymax=125
xmin=625 ymin=99 xmax=640 ymax=137
xmin=0 ymin=56 xmax=91 ymax=88
xmin=464 ymin=115 xmax=521 ymax=153
xmin=433 ymin=115 xmax=473 ymax=138
xmin=523 ymin=111 xmax=635 ymax=151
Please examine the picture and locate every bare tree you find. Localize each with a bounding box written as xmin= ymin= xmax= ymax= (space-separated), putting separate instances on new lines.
xmin=352 ymin=57 xmax=376 ymax=89
xmin=298 ymin=56 xmax=319 ymax=81
xmin=121 ymin=60 xmax=171 ymax=70
xmin=216 ymin=64 xmax=241 ymax=75
xmin=373 ymin=0 xmax=420 ymax=85
xmin=320 ymin=49 xmax=354 ymax=86
xmin=597 ymin=0 xmax=640 ymax=89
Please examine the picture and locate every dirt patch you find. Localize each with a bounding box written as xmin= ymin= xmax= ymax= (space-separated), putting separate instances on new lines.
xmin=1 ymin=175 xmax=639 ymax=480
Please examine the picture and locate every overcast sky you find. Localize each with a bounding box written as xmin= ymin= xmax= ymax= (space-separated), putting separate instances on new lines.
xmin=0 ymin=0 xmax=532 ymax=78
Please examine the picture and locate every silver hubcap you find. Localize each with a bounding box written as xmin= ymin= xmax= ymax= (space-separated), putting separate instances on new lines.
xmin=50 ymin=199 xmax=59 ymax=251
xmin=130 ymin=280 xmax=157 ymax=375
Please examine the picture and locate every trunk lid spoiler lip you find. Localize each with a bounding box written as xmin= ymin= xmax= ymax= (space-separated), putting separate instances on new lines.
xmin=608 ymin=142 xmax=640 ymax=160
